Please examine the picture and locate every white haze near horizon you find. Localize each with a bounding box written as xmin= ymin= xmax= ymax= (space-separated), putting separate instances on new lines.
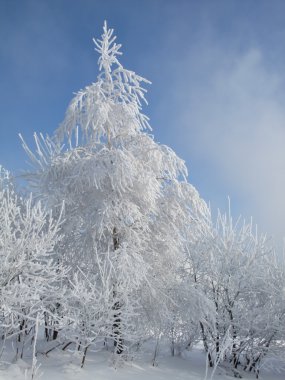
xmin=161 ymin=45 xmax=285 ymax=252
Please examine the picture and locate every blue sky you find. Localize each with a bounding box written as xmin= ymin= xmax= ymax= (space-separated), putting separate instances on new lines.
xmin=1 ymin=0 xmax=285 ymax=248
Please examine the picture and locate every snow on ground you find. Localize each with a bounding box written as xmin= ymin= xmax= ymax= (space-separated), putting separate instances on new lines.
xmin=0 ymin=341 xmax=284 ymax=380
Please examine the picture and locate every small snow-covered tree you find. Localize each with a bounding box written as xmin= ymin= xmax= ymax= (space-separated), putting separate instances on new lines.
xmin=0 ymin=166 xmax=66 ymax=360
xmin=184 ymin=205 xmax=285 ymax=377
xmin=21 ymin=22 xmax=207 ymax=358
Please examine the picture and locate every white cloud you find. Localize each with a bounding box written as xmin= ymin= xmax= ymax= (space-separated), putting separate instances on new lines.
xmin=173 ymin=47 xmax=285 ymax=247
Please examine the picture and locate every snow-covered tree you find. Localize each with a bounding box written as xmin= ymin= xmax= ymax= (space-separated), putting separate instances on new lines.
xmin=20 ymin=22 xmax=207 ymax=358
xmin=0 ymin=166 xmax=66 ymax=360
xmin=184 ymin=205 xmax=285 ymax=377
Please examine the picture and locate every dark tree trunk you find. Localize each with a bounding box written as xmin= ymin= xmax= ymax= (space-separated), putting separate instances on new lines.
xmin=200 ymin=321 xmax=213 ymax=367
xmin=113 ymin=300 xmax=123 ymax=354
xmin=112 ymin=227 xmax=123 ymax=354
xmin=52 ymin=330 xmax=58 ymax=340
xmin=44 ymin=312 xmax=49 ymax=341
xmin=81 ymin=345 xmax=89 ymax=368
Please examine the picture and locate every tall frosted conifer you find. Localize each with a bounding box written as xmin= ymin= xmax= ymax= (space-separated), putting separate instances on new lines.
xmin=21 ymin=22 xmax=206 ymax=354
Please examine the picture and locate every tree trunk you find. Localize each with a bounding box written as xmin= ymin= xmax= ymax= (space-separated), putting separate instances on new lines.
xmin=200 ymin=321 xmax=213 ymax=367
xmin=112 ymin=227 xmax=123 ymax=354
xmin=81 ymin=345 xmax=89 ymax=368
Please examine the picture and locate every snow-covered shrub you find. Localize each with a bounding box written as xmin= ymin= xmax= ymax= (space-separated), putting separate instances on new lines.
xmin=184 ymin=205 xmax=285 ymax=376
xmin=0 ymin=166 xmax=66 ymax=360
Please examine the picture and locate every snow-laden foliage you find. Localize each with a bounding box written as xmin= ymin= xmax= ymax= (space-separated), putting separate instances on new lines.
xmin=0 ymin=167 xmax=66 ymax=362
xmin=185 ymin=206 xmax=285 ymax=377
xmin=56 ymin=21 xmax=151 ymax=144
xmin=20 ymin=21 xmax=208 ymax=362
